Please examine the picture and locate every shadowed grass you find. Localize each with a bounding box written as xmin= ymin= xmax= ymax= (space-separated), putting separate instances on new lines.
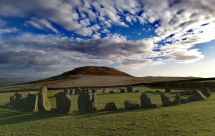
xmin=0 ymin=87 xmax=215 ymax=135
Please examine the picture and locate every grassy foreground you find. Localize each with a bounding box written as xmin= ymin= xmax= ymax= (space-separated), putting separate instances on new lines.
xmin=0 ymin=87 xmax=215 ymax=136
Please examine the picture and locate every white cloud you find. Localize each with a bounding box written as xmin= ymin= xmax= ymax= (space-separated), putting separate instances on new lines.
xmin=0 ymin=28 xmax=18 ymax=35
xmin=25 ymin=17 xmax=59 ymax=33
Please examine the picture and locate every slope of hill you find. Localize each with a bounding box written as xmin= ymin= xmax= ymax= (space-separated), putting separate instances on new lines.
xmin=0 ymin=78 xmax=42 ymax=87
xmin=48 ymin=66 xmax=131 ymax=80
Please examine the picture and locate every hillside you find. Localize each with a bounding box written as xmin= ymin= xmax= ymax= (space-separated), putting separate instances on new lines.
xmin=48 ymin=66 xmax=131 ymax=80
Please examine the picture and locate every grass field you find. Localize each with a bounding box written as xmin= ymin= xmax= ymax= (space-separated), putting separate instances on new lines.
xmin=0 ymin=87 xmax=215 ymax=136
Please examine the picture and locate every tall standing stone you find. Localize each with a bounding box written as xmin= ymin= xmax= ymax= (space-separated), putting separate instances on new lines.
xmin=165 ymin=84 xmax=171 ymax=93
xmin=160 ymin=93 xmax=173 ymax=107
xmin=70 ymin=88 xmax=73 ymax=95
xmin=38 ymin=86 xmax=52 ymax=112
xmin=78 ymin=93 xmax=97 ymax=112
xmin=126 ymin=85 xmax=133 ymax=92
xmin=78 ymin=93 xmax=91 ymax=112
xmin=87 ymin=93 xmax=97 ymax=111
xmin=172 ymin=93 xmax=180 ymax=105
xmin=24 ymin=93 xmax=38 ymax=112
xmin=92 ymin=89 xmax=96 ymax=93
xmin=13 ymin=93 xmax=23 ymax=109
xmin=17 ymin=97 xmax=26 ymax=110
xmin=55 ymin=92 xmax=71 ymax=113
xmin=140 ymin=93 xmax=154 ymax=108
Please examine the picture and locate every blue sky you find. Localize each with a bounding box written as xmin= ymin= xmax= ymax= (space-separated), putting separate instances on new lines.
xmin=0 ymin=0 xmax=215 ymax=78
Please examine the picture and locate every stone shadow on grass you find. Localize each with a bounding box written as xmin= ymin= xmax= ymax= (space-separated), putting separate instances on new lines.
xmin=0 ymin=105 xmax=66 ymax=126
xmin=73 ymin=107 xmax=158 ymax=118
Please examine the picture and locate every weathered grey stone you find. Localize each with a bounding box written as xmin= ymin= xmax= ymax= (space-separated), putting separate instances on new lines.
xmin=70 ymin=89 xmax=73 ymax=95
xmin=201 ymin=86 xmax=211 ymax=98
xmin=172 ymin=93 xmax=180 ymax=105
xmin=180 ymin=98 xmax=189 ymax=104
xmin=17 ymin=97 xmax=26 ymax=110
xmin=109 ymin=91 xmax=114 ymax=93
xmin=160 ymin=93 xmax=173 ymax=107
xmin=87 ymin=93 xmax=97 ymax=111
xmin=85 ymin=88 xmax=89 ymax=93
xmin=75 ymin=87 xmax=82 ymax=94
xmin=105 ymin=102 xmax=117 ymax=111
xmin=81 ymin=89 xmax=86 ymax=93
xmin=24 ymin=93 xmax=38 ymax=112
xmin=13 ymin=93 xmax=23 ymax=109
xmin=7 ymin=95 xmax=16 ymax=108
xmin=78 ymin=93 xmax=91 ymax=112
xmin=140 ymin=93 xmax=152 ymax=108
xmin=124 ymin=100 xmax=140 ymax=109
xmin=120 ymin=89 xmax=125 ymax=93
xmin=92 ymin=89 xmax=97 ymax=93
xmin=75 ymin=88 xmax=78 ymax=94
xmin=126 ymin=84 xmax=133 ymax=92
xmin=56 ymin=92 xmax=71 ymax=113
xmin=192 ymin=89 xmax=206 ymax=100
xmin=188 ymin=90 xmax=206 ymax=101
xmin=179 ymin=90 xmax=192 ymax=95
xmin=38 ymin=86 xmax=52 ymax=112
xmin=165 ymin=84 xmax=171 ymax=93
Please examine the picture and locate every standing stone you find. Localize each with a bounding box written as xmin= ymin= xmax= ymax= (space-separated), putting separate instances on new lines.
xmin=56 ymin=92 xmax=71 ymax=113
xmin=75 ymin=87 xmax=78 ymax=94
xmin=165 ymin=84 xmax=171 ymax=93
xmin=38 ymin=86 xmax=52 ymax=112
xmin=120 ymin=89 xmax=125 ymax=93
xmin=172 ymin=93 xmax=180 ymax=105
xmin=105 ymin=102 xmax=117 ymax=111
xmin=124 ymin=100 xmax=140 ymax=109
xmin=13 ymin=93 xmax=23 ymax=109
xmin=85 ymin=88 xmax=89 ymax=93
xmin=87 ymin=93 xmax=97 ymax=111
xmin=78 ymin=93 xmax=91 ymax=112
xmin=188 ymin=89 xmax=206 ymax=101
xmin=92 ymin=89 xmax=97 ymax=93
xmin=17 ymin=97 xmax=26 ymax=110
xmin=81 ymin=89 xmax=86 ymax=93
xmin=70 ymin=89 xmax=73 ymax=95
xmin=7 ymin=95 xmax=16 ymax=108
xmin=201 ymin=86 xmax=211 ymax=98
xmin=24 ymin=93 xmax=38 ymax=112
xmin=193 ymin=89 xmax=207 ymax=99
xmin=160 ymin=93 xmax=173 ymax=107
xmin=126 ymin=85 xmax=133 ymax=92
xmin=140 ymin=93 xmax=152 ymax=108
xmin=64 ymin=89 xmax=70 ymax=94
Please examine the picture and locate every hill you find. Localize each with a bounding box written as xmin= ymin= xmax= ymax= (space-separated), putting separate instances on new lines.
xmin=48 ymin=66 xmax=131 ymax=80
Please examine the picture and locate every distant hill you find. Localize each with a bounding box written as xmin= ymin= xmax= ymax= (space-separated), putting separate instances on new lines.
xmin=0 ymin=78 xmax=42 ymax=87
xmin=48 ymin=66 xmax=131 ymax=80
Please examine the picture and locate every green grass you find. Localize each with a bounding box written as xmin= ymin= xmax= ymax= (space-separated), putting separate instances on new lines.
xmin=0 ymin=87 xmax=215 ymax=136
